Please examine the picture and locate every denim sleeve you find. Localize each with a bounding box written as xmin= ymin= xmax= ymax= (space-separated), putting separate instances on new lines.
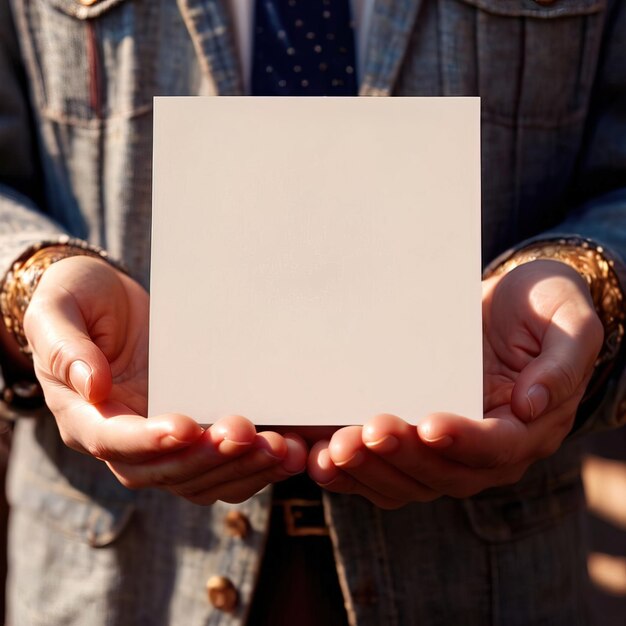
xmin=0 ymin=0 xmax=64 ymax=276
xmin=555 ymin=0 xmax=626 ymax=288
xmin=506 ymin=0 xmax=626 ymax=434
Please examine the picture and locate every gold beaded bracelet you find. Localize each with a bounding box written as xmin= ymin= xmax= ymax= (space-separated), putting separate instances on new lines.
xmin=485 ymin=237 xmax=625 ymax=369
xmin=0 ymin=238 xmax=118 ymax=356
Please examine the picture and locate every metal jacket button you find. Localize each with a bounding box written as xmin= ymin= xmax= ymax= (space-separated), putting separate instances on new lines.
xmin=224 ymin=510 xmax=251 ymax=539
xmin=206 ymin=576 xmax=238 ymax=612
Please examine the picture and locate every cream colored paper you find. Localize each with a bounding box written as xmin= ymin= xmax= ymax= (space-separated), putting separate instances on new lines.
xmin=149 ymin=97 xmax=482 ymax=426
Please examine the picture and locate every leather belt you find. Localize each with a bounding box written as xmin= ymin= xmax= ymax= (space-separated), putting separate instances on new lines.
xmin=273 ymin=498 xmax=329 ymax=537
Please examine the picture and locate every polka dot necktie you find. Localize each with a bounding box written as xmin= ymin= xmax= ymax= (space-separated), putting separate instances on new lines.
xmin=251 ymin=0 xmax=358 ymax=96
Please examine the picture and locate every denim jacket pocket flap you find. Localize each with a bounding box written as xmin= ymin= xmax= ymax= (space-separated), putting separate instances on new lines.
xmin=462 ymin=465 xmax=584 ymax=543
xmin=459 ymin=0 xmax=605 ymax=18
xmin=17 ymin=477 xmax=135 ymax=547
xmin=46 ymin=0 xmax=129 ymax=20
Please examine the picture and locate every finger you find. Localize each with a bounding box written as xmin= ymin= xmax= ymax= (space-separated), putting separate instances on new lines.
xmin=25 ymin=287 xmax=113 ymax=403
xmin=174 ymin=431 xmax=302 ymax=490
xmin=57 ymin=404 xmax=239 ymax=463
xmin=328 ymin=423 xmax=439 ymax=502
xmin=307 ymin=428 xmax=424 ymax=509
xmin=280 ymin=433 xmax=309 ymax=474
xmin=417 ymin=411 xmax=528 ymax=470
xmin=363 ymin=413 xmax=494 ymax=497
xmin=74 ymin=407 xmax=205 ymax=462
xmin=110 ymin=428 xmax=280 ymax=489
xmin=180 ymin=436 xmax=308 ymax=505
xmin=308 ymin=440 xmax=341 ymax=485
xmin=111 ymin=430 xmax=306 ymax=493
xmin=317 ymin=471 xmax=407 ymax=510
xmin=511 ymin=309 xmax=603 ymax=422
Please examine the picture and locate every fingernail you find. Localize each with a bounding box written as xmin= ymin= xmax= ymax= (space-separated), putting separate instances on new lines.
xmin=69 ymin=361 xmax=92 ymax=399
xmin=527 ymin=384 xmax=550 ymax=420
xmin=257 ymin=448 xmax=284 ymax=462
xmin=333 ymin=450 xmax=364 ymax=468
xmin=316 ymin=446 xmax=333 ymax=472
xmin=422 ymin=434 xmax=453 ymax=449
xmin=419 ymin=422 xmax=454 ymax=448
xmin=160 ymin=434 xmax=189 ymax=450
xmin=223 ymin=437 xmax=254 ymax=446
xmin=282 ymin=436 xmax=305 ymax=474
xmin=364 ymin=434 xmax=399 ymax=453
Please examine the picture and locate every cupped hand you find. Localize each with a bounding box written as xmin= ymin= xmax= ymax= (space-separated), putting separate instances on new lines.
xmin=308 ymin=260 xmax=604 ymax=508
xmin=23 ymin=256 xmax=306 ymax=504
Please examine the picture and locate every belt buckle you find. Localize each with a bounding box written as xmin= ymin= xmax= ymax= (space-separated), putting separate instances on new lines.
xmin=275 ymin=498 xmax=329 ymax=537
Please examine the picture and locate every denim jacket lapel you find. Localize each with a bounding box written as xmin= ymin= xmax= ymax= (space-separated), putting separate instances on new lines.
xmin=176 ymin=0 xmax=244 ymax=95
xmin=360 ymin=0 xmax=423 ymax=96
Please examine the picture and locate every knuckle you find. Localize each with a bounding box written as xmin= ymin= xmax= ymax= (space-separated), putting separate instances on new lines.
xmin=118 ymin=476 xmax=139 ymax=490
xmin=586 ymin=314 xmax=604 ymax=353
xmin=534 ymin=440 xmax=561 ymax=462
xmin=57 ymin=428 xmax=82 ymax=454
xmin=48 ymin=338 xmax=70 ymax=382
xmin=230 ymin=456 xmax=255 ymax=481
xmin=107 ymin=462 xmax=146 ymax=491
xmin=147 ymin=469 xmax=177 ymax=488
xmin=84 ymin=439 xmax=108 ymax=461
xmin=548 ymin=358 xmax=579 ymax=398
xmin=111 ymin=472 xmax=143 ymax=491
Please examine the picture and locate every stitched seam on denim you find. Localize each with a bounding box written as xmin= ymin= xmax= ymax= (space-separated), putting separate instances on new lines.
xmin=86 ymin=21 xmax=102 ymax=119
xmin=44 ymin=0 xmax=129 ymax=20
xmin=240 ymin=492 xmax=274 ymax=626
xmin=13 ymin=496 xmax=134 ymax=545
xmin=457 ymin=0 xmax=606 ymax=18
xmin=482 ymin=107 xmax=588 ymax=129
xmin=323 ymin=492 xmax=358 ymax=626
xmin=18 ymin=466 xmax=136 ymax=505
xmin=373 ymin=507 xmax=400 ymax=626
xmin=360 ymin=0 xmax=422 ymax=96
xmin=39 ymin=102 xmax=153 ymax=128
xmin=176 ymin=0 xmax=219 ymax=95
xmin=511 ymin=18 xmax=526 ymax=247
xmin=489 ymin=544 xmax=499 ymax=626
xmin=13 ymin=0 xmax=48 ymax=113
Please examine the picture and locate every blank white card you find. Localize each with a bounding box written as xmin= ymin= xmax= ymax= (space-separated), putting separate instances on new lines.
xmin=149 ymin=97 xmax=482 ymax=426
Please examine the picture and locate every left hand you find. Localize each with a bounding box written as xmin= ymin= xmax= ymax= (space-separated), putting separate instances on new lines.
xmin=307 ymin=260 xmax=604 ymax=509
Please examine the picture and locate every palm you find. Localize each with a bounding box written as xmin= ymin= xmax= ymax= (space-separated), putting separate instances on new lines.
xmin=29 ymin=257 xmax=150 ymax=418
xmin=100 ymin=275 xmax=150 ymax=417
xmin=481 ymin=262 xmax=599 ymax=425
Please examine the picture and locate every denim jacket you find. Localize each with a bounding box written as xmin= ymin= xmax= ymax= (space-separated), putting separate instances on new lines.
xmin=1 ymin=1 xmax=625 ymax=624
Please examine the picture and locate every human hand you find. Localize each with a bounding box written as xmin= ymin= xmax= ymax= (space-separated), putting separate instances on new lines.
xmin=23 ymin=255 xmax=306 ymax=504
xmin=308 ymin=260 xmax=604 ymax=508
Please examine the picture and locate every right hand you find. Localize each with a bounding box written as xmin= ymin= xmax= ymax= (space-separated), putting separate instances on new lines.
xmin=22 ymin=255 xmax=306 ymax=504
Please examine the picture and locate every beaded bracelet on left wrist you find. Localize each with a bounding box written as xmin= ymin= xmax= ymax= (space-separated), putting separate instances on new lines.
xmin=0 ymin=237 xmax=120 ymax=356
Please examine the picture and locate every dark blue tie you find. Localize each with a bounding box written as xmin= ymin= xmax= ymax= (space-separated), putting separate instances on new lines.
xmin=251 ymin=0 xmax=358 ymax=96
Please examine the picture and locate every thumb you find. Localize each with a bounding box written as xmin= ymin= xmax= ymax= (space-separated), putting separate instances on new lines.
xmin=24 ymin=289 xmax=113 ymax=404
xmin=511 ymin=313 xmax=603 ymax=422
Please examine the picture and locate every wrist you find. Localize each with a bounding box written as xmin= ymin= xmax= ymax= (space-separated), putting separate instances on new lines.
xmin=0 ymin=238 xmax=120 ymax=356
xmin=485 ymin=237 xmax=624 ymax=369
